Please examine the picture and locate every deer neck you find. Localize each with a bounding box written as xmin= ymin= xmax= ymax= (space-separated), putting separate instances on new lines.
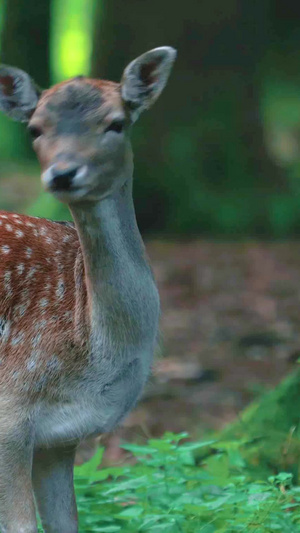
xmin=69 ymin=177 xmax=159 ymax=362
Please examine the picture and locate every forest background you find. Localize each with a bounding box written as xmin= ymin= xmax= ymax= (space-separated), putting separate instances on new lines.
xmin=2 ymin=0 xmax=300 ymax=459
xmin=2 ymin=1 xmax=300 ymax=237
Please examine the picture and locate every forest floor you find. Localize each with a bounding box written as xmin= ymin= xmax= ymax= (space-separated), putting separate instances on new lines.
xmin=77 ymin=239 xmax=300 ymax=465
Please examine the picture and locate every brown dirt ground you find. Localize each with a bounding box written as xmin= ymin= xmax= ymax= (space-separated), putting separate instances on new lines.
xmin=78 ymin=240 xmax=300 ymax=464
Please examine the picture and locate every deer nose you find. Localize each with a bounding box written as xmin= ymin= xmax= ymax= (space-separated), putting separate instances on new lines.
xmin=50 ymin=164 xmax=81 ymax=191
xmin=42 ymin=163 xmax=88 ymax=193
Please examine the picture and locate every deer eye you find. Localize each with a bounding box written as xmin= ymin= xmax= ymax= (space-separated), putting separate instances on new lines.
xmin=28 ymin=125 xmax=43 ymax=140
xmin=104 ymin=120 xmax=125 ymax=134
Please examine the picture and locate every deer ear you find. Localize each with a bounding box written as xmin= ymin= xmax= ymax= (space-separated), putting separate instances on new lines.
xmin=0 ymin=65 xmax=41 ymax=122
xmin=121 ymin=46 xmax=176 ymax=122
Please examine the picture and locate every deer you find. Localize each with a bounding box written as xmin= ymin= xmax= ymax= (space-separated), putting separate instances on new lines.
xmin=0 ymin=46 xmax=176 ymax=533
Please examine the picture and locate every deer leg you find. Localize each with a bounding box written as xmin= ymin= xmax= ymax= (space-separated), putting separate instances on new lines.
xmin=32 ymin=445 xmax=78 ymax=533
xmin=0 ymin=421 xmax=37 ymax=533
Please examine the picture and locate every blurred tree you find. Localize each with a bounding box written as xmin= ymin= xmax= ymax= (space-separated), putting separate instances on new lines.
xmin=1 ymin=0 xmax=299 ymax=234
xmin=50 ymin=0 xmax=95 ymax=83
xmin=0 ymin=0 xmax=51 ymax=161
xmin=1 ymin=0 xmax=50 ymax=86
xmin=91 ymin=0 xmax=287 ymax=236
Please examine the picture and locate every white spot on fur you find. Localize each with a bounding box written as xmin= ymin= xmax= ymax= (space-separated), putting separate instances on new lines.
xmin=46 ymin=354 xmax=61 ymax=371
xmin=16 ymin=229 xmax=24 ymax=238
xmin=4 ymin=272 xmax=12 ymax=297
xmin=5 ymin=224 xmax=13 ymax=232
xmin=14 ymin=303 xmax=27 ymax=317
xmin=40 ymin=298 xmax=48 ymax=308
xmin=1 ymin=245 xmax=10 ymax=254
xmin=56 ymin=262 xmax=63 ymax=273
xmin=33 ymin=374 xmax=48 ymax=392
xmin=34 ymin=319 xmax=47 ymax=330
xmin=26 ymin=266 xmax=37 ymax=280
xmin=0 ymin=318 xmax=10 ymax=342
xmin=11 ymin=332 xmax=25 ymax=346
xmin=56 ymin=278 xmax=65 ymax=300
xmin=64 ymin=311 xmax=73 ymax=322
xmin=27 ymin=358 xmax=36 ymax=371
xmin=26 ymin=247 xmax=32 ymax=258
xmin=20 ymin=288 xmax=29 ymax=303
xmin=0 ymin=317 xmax=6 ymax=337
xmin=16 ymin=263 xmax=25 ymax=275
xmin=16 ymin=288 xmax=30 ymax=317
xmin=31 ymin=332 xmax=42 ymax=348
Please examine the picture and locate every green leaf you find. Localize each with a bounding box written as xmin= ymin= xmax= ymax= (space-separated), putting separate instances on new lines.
xmin=75 ymin=447 xmax=104 ymax=479
xmin=178 ymin=440 xmax=216 ymax=452
xmin=117 ymin=506 xmax=144 ymax=518
xmin=121 ymin=443 xmax=159 ymax=455
xmin=148 ymin=439 xmax=174 ymax=452
xmin=104 ymin=475 xmax=149 ymax=494
xmin=89 ymin=527 xmax=121 ymax=532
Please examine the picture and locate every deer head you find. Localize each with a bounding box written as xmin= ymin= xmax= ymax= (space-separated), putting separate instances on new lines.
xmin=0 ymin=47 xmax=176 ymax=204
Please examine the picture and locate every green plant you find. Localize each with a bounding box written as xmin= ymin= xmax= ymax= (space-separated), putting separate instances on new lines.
xmin=69 ymin=432 xmax=300 ymax=532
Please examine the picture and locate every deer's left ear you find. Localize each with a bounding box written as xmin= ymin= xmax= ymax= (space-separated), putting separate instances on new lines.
xmin=0 ymin=65 xmax=41 ymax=122
xmin=121 ymin=46 xmax=177 ymax=122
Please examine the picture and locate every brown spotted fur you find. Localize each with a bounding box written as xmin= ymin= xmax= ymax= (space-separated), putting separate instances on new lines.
xmin=0 ymin=211 xmax=88 ymax=399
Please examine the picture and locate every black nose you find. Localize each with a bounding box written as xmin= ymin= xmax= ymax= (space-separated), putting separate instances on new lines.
xmin=51 ymin=166 xmax=79 ymax=191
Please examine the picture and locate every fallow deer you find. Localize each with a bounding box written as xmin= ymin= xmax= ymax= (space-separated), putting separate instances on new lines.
xmin=0 ymin=46 xmax=176 ymax=533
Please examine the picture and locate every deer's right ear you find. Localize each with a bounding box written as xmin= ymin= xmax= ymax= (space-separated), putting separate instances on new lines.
xmin=0 ymin=65 xmax=41 ymax=123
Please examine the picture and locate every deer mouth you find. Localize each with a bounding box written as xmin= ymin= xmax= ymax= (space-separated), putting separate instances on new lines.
xmin=42 ymin=164 xmax=91 ymax=202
